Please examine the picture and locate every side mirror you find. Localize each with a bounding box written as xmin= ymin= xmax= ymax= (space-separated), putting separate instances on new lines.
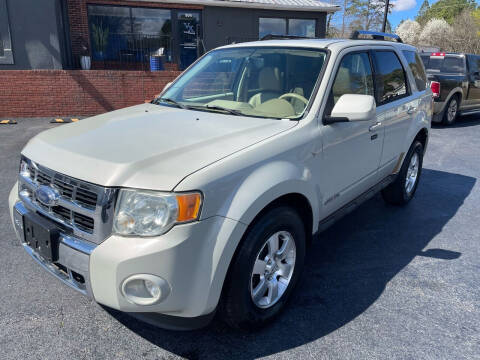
xmin=163 ymin=81 xmax=173 ymax=91
xmin=324 ymin=94 xmax=376 ymax=124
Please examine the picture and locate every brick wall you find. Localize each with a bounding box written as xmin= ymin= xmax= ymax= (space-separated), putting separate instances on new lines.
xmin=0 ymin=70 xmax=181 ymax=117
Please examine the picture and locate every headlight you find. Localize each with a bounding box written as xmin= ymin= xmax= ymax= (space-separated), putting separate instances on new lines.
xmin=113 ymin=189 xmax=202 ymax=236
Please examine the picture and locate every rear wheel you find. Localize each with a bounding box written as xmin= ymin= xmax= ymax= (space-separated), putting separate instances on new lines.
xmin=443 ymin=96 xmax=459 ymax=125
xmin=382 ymin=140 xmax=424 ymax=206
xmin=220 ymin=206 xmax=306 ymax=330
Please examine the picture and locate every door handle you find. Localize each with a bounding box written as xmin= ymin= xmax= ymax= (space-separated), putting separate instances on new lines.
xmin=369 ymin=122 xmax=382 ymax=132
xmin=407 ymin=106 xmax=416 ymax=114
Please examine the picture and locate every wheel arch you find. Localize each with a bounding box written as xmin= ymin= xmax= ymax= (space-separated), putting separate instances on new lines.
xmin=414 ymin=127 xmax=429 ymax=154
xmin=217 ymin=192 xmax=314 ymax=314
xmin=441 ymin=89 xmax=463 ymax=112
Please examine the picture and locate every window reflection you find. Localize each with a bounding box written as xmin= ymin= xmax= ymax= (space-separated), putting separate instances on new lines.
xmin=289 ymin=19 xmax=316 ymax=38
xmin=88 ymin=5 xmax=172 ymax=63
xmin=259 ymin=18 xmax=287 ymax=38
xmin=259 ymin=18 xmax=317 ymax=39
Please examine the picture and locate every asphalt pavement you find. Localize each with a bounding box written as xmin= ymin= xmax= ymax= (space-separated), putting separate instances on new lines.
xmin=0 ymin=117 xmax=479 ymax=360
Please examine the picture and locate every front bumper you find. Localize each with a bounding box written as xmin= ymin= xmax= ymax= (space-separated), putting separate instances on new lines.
xmin=9 ymin=183 xmax=247 ymax=322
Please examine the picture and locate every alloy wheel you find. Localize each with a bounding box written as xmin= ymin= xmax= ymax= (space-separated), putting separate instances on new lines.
xmin=405 ymin=152 xmax=419 ymax=195
xmin=250 ymin=231 xmax=296 ymax=309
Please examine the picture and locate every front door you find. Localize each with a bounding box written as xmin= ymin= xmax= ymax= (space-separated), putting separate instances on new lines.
xmin=319 ymin=50 xmax=384 ymax=214
xmin=176 ymin=11 xmax=200 ymax=70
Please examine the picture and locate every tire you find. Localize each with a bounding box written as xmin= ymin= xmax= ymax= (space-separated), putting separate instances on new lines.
xmin=220 ymin=206 xmax=306 ymax=330
xmin=382 ymin=140 xmax=424 ymax=206
xmin=442 ymin=96 xmax=459 ymax=125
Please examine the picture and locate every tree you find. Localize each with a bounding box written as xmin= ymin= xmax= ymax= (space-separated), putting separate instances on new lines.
xmin=416 ymin=0 xmax=430 ymax=25
xmin=395 ymin=19 xmax=421 ymax=45
xmin=346 ymin=0 xmax=393 ymax=32
xmin=416 ymin=0 xmax=476 ymax=25
xmin=418 ymin=18 xmax=453 ymax=50
xmin=450 ymin=10 xmax=480 ymax=53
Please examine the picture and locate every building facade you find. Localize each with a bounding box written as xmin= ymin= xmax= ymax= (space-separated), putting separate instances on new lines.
xmin=1 ymin=0 xmax=338 ymax=71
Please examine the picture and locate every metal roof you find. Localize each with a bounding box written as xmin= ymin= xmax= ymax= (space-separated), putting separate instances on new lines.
xmin=136 ymin=0 xmax=340 ymax=12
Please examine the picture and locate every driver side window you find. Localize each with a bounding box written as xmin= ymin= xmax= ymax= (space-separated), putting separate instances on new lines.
xmin=326 ymin=52 xmax=374 ymax=114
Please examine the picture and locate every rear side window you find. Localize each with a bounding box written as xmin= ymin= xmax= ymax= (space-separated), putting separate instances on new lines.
xmin=468 ymin=55 xmax=480 ymax=74
xmin=402 ymin=50 xmax=427 ymax=91
xmin=373 ymin=51 xmax=408 ymax=104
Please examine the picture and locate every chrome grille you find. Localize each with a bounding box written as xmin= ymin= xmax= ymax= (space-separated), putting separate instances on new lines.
xmin=18 ymin=157 xmax=117 ymax=244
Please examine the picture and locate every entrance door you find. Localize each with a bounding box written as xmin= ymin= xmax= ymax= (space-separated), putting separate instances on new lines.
xmin=176 ymin=11 xmax=200 ymax=70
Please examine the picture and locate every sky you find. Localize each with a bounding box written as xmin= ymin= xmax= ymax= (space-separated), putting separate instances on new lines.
xmin=389 ymin=0 xmax=436 ymax=28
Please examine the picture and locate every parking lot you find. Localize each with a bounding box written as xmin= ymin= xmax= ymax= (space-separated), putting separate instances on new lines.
xmin=0 ymin=117 xmax=479 ymax=360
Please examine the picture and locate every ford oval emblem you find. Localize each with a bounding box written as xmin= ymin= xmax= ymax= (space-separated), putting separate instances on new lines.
xmin=35 ymin=185 xmax=60 ymax=207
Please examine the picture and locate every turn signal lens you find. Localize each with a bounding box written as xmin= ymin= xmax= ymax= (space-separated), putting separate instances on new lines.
xmin=176 ymin=193 xmax=202 ymax=222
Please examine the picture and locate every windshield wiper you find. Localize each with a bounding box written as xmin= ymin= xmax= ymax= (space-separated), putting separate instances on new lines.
xmin=155 ymin=97 xmax=188 ymax=109
xmin=204 ymin=105 xmax=244 ymax=116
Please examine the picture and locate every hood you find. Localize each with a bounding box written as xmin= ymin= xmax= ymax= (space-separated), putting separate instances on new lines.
xmin=22 ymin=104 xmax=296 ymax=190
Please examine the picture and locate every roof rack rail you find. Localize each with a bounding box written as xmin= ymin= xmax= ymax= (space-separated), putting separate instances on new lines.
xmin=261 ymin=34 xmax=310 ymax=41
xmin=350 ymin=30 xmax=403 ymax=43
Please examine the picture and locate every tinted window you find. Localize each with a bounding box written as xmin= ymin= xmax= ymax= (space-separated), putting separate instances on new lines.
xmin=402 ymin=51 xmax=427 ymax=91
xmin=468 ymin=55 xmax=480 ymax=74
xmin=421 ymin=55 xmax=430 ymax=68
xmin=425 ymin=56 xmax=465 ymax=73
xmin=0 ymin=0 xmax=14 ymax=64
xmin=259 ymin=18 xmax=287 ymax=38
xmin=327 ymin=52 xmax=374 ymax=113
xmin=289 ymin=19 xmax=316 ymax=37
xmin=87 ymin=5 xmax=173 ymax=62
xmin=373 ymin=51 xmax=408 ymax=104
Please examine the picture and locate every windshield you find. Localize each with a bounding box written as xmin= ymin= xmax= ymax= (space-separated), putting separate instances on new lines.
xmin=421 ymin=55 xmax=465 ymax=73
xmin=158 ymin=47 xmax=327 ymax=119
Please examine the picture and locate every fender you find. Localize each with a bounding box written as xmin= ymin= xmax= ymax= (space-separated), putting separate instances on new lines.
xmin=202 ymin=160 xmax=320 ymax=311
xmin=439 ymin=87 xmax=463 ymax=114
xmin=220 ymin=160 xmax=319 ymax=231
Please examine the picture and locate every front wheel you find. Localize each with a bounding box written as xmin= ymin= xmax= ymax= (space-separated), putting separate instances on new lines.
xmin=220 ymin=206 xmax=306 ymax=330
xmin=382 ymin=140 xmax=424 ymax=206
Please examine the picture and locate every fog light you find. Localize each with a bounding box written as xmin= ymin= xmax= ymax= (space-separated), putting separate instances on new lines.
xmin=19 ymin=188 xmax=31 ymax=198
xmin=121 ymin=274 xmax=170 ymax=306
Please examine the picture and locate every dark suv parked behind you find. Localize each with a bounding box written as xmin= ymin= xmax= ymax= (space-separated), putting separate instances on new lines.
xmin=421 ymin=52 xmax=480 ymax=125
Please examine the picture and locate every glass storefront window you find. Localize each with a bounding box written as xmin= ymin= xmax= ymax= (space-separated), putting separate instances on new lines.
xmin=259 ymin=18 xmax=287 ymax=39
xmin=289 ymin=19 xmax=316 ymax=38
xmin=0 ymin=36 xmax=4 ymax=57
xmin=87 ymin=5 xmax=172 ymax=63
xmin=131 ymin=8 xmax=171 ymax=35
xmin=259 ymin=17 xmax=317 ymax=39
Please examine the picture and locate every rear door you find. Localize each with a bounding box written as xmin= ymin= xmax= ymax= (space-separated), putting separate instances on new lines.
xmin=466 ymin=55 xmax=480 ymax=109
xmin=372 ymin=49 xmax=417 ymax=176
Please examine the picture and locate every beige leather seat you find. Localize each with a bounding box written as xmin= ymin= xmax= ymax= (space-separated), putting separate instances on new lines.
xmin=248 ymin=67 xmax=282 ymax=107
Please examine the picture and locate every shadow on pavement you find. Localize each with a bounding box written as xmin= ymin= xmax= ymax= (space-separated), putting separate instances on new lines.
xmin=432 ymin=114 xmax=480 ymax=129
xmin=106 ymin=168 xmax=475 ymax=360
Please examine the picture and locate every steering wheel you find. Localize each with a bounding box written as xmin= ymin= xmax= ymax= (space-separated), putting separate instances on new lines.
xmin=279 ymin=93 xmax=309 ymax=105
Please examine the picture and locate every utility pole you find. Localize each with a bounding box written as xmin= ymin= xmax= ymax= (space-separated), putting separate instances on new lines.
xmin=382 ymin=0 xmax=390 ymax=32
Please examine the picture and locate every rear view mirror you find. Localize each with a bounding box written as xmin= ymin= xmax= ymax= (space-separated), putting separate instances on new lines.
xmin=324 ymin=94 xmax=376 ymax=124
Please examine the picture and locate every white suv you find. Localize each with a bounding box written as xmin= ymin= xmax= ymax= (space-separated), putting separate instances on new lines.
xmin=9 ymin=32 xmax=432 ymax=330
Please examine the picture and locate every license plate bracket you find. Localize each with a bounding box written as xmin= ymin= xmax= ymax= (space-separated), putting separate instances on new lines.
xmin=23 ymin=214 xmax=60 ymax=262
